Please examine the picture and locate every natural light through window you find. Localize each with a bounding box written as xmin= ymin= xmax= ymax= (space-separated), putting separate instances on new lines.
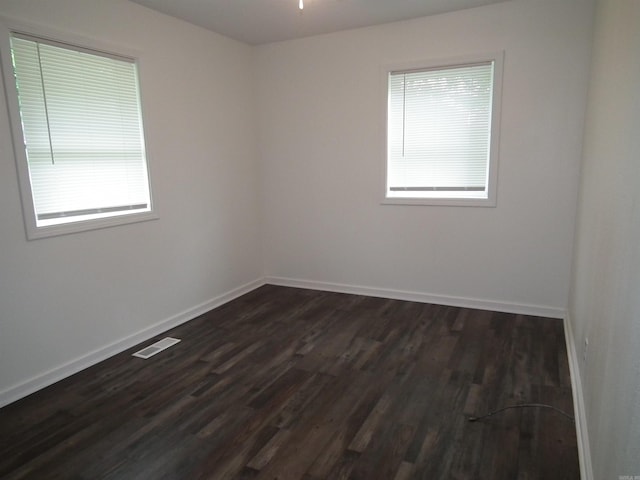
xmin=4 ymin=31 xmax=155 ymax=238
xmin=385 ymin=54 xmax=502 ymax=206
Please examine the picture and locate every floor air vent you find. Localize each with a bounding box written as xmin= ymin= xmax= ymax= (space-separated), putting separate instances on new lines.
xmin=132 ymin=337 xmax=181 ymax=359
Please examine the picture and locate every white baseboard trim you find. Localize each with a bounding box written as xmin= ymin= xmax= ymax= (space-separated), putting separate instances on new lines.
xmin=0 ymin=276 xmax=568 ymax=410
xmin=266 ymin=276 xmax=566 ymax=318
xmin=563 ymin=313 xmax=593 ymax=480
xmin=0 ymin=278 xmax=265 ymax=409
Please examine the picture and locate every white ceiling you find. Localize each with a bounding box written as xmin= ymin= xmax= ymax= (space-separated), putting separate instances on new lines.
xmin=128 ymin=0 xmax=509 ymax=45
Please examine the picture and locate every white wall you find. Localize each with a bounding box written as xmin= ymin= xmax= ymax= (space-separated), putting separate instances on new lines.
xmin=0 ymin=0 xmax=262 ymax=403
xmin=256 ymin=0 xmax=595 ymax=314
xmin=569 ymin=0 xmax=640 ymax=476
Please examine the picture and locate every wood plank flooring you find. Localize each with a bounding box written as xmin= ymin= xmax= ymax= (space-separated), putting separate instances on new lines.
xmin=0 ymin=285 xmax=579 ymax=479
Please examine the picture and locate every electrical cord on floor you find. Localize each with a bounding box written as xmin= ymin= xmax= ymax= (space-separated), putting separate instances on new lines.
xmin=467 ymin=403 xmax=575 ymax=422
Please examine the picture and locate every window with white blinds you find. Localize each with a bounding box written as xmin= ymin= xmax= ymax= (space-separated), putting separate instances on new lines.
xmin=6 ymin=32 xmax=154 ymax=238
xmin=385 ymin=54 xmax=502 ymax=206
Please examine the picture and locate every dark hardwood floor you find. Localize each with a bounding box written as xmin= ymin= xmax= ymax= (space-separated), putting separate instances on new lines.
xmin=0 ymin=285 xmax=579 ymax=479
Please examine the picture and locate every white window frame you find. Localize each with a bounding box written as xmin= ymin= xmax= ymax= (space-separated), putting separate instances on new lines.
xmin=382 ymin=52 xmax=503 ymax=207
xmin=0 ymin=18 xmax=157 ymax=239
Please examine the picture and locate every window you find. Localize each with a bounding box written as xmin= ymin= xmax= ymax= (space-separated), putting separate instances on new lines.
xmin=384 ymin=53 xmax=503 ymax=206
xmin=2 ymin=28 xmax=155 ymax=239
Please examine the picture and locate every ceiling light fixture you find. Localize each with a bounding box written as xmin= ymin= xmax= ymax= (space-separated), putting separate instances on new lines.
xmin=299 ymin=0 xmax=304 ymax=10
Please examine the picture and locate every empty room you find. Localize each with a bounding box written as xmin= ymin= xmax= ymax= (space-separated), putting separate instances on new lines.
xmin=0 ymin=0 xmax=638 ymax=478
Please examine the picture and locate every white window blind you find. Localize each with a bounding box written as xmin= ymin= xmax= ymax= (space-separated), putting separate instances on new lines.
xmin=387 ymin=61 xmax=495 ymax=201
xmin=10 ymin=33 xmax=151 ymax=227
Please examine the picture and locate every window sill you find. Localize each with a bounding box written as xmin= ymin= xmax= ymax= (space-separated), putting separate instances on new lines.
xmin=381 ymin=197 xmax=496 ymax=207
xmin=25 ymin=210 xmax=158 ymax=240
